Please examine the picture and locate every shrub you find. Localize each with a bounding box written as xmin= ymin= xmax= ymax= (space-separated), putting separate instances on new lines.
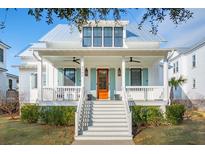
xmin=131 ymin=106 xmax=163 ymax=127
xmin=146 ymin=107 xmax=163 ymax=126
xmin=166 ymin=104 xmax=186 ymax=125
xmin=21 ymin=104 xmax=39 ymax=123
xmin=39 ymin=106 xmax=76 ymax=126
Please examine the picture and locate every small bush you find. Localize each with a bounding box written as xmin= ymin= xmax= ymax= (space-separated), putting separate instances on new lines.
xmin=21 ymin=105 xmax=76 ymax=126
xmin=146 ymin=107 xmax=163 ymax=126
xmin=39 ymin=106 xmax=76 ymax=126
xmin=21 ymin=104 xmax=39 ymax=123
xmin=131 ymin=106 xmax=163 ymax=127
xmin=166 ymin=104 xmax=186 ymax=125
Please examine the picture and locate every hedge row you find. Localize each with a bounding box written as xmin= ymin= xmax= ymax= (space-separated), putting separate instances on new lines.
xmin=21 ymin=105 xmax=76 ymax=126
xmin=131 ymin=104 xmax=186 ymax=127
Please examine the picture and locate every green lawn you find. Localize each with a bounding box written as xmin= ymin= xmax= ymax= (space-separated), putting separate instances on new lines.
xmin=133 ymin=111 xmax=205 ymax=145
xmin=0 ymin=116 xmax=74 ymax=145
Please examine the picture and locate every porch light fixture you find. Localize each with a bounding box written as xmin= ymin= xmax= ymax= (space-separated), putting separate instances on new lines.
xmin=85 ymin=68 xmax=88 ymax=76
xmin=118 ymin=68 xmax=121 ymax=76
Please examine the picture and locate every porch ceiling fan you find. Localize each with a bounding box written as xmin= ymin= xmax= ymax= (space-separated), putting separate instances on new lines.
xmin=128 ymin=57 xmax=141 ymax=63
xmin=63 ymin=57 xmax=80 ymax=64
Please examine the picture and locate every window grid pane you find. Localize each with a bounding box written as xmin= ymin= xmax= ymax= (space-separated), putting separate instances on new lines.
xmin=104 ymin=27 xmax=112 ymax=47
xmin=83 ymin=27 xmax=92 ymax=47
xmin=114 ymin=27 xmax=123 ymax=47
xmin=93 ymin=27 xmax=102 ymax=47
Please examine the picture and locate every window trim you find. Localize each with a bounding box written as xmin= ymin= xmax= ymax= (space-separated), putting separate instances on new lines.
xmin=114 ymin=27 xmax=123 ymax=47
xmin=0 ymin=48 xmax=3 ymax=63
xmin=30 ymin=72 xmax=38 ymax=89
xmin=130 ymin=68 xmax=142 ymax=86
xmin=82 ymin=27 xmax=92 ymax=47
xmin=63 ymin=68 xmax=76 ymax=86
xmin=193 ymin=78 xmax=196 ymax=89
xmin=103 ymin=27 xmax=113 ymax=47
xmin=192 ymin=54 xmax=196 ymax=68
xmin=93 ymin=27 xmax=102 ymax=47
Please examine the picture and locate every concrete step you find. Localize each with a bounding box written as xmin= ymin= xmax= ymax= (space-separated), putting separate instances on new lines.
xmin=92 ymin=122 xmax=128 ymax=126
xmin=92 ymin=102 xmax=123 ymax=105
xmin=88 ymin=126 xmax=128 ymax=131
xmin=92 ymin=104 xmax=124 ymax=108
xmin=93 ymin=108 xmax=125 ymax=111
xmin=92 ymin=111 xmax=126 ymax=115
xmin=75 ymin=135 xmax=132 ymax=140
xmin=92 ymin=118 xmax=127 ymax=122
xmin=92 ymin=114 xmax=126 ymax=118
xmin=83 ymin=131 xmax=130 ymax=136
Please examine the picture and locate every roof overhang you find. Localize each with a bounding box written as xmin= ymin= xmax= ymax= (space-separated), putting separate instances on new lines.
xmin=6 ymin=73 xmax=18 ymax=79
xmin=33 ymin=48 xmax=173 ymax=57
xmin=0 ymin=41 xmax=11 ymax=49
xmin=0 ymin=67 xmax=8 ymax=72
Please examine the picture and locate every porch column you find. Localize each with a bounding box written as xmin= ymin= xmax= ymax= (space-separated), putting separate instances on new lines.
xmin=80 ymin=57 xmax=85 ymax=88
xmin=122 ymin=56 xmax=126 ymax=88
xmin=37 ymin=57 xmax=43 ymax=101
xmin=163 ymin=58 xmax=168 ymax=101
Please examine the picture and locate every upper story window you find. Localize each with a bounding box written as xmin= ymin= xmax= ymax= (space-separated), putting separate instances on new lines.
xmin=93 ymin=27 xmax=102 ymax=47
xmin=173 ymin=61 xmax=179 ymax=74
xmin=82 ymin=26 xmax=123 ymax=47
xmin=114 ymin=27 xmax=123 ymax=47
xmin=176 ymin=61 xmax=179 ymax=73
xmin=104 ymin=27 xmax=113 ymax=47
xmin=0 ymin=48 xmax=3 ymax=62
xmin=173 ymin=63 xmax=176 ymax=74
xmin=193 ymin=78 xmax=196 ymax=89
xmin=83 ymin=27 xmax=92 ymax=47
xmin=192 ymin=54 xmax=196 ymax=68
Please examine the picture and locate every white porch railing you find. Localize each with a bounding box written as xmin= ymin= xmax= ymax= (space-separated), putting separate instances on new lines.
xmin=43 ymin=86 xmax=81 ymax=101
xmin=126 ymin=86 xmax=164 ymax=101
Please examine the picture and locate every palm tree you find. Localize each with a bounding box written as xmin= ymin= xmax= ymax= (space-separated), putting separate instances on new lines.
xmin=169 ymin=76 xmax=187 ymax=104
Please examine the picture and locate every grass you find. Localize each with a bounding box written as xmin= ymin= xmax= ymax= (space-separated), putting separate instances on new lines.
xmin=133 ymin=110 xmax=205 ymax=145
xmin=0 ymin=115 xmax=74 ymax=145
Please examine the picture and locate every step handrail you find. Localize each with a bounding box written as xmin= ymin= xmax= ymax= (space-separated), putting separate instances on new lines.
xmin=75 ymin=86 xmax=85 ymax=136
xmin=122 ymin=87 xmax=132 ymax=136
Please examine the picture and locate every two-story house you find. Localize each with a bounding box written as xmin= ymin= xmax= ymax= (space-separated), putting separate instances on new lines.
xmin=0 ymin=41 xmax=18 ymax=99
xmin=17 ymin=20 xmax=171 ymax=140
xmin=168 ymin=37 xmax=205 ymax=106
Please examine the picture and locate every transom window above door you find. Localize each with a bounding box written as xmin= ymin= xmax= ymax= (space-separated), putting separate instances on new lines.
xmin=82 ymin=26 xmax=123 ymax=47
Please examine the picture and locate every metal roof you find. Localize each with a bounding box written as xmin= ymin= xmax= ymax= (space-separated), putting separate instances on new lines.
xmin=39 ymin=23 xmax=166 ymax=42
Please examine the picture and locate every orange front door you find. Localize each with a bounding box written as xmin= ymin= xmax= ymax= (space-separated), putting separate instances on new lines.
xmin=97 ymin=69 xmax=109 ymax=99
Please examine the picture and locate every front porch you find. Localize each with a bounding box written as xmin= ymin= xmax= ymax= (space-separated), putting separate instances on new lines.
xmin=35 ymin=54 xmax=169 ymax=105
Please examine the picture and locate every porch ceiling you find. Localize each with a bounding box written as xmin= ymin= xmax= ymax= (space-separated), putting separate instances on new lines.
xmin=35 ymin=48 xmax=172 ymax=57
xmin=44 ymin=56 xmax=163 ymax=67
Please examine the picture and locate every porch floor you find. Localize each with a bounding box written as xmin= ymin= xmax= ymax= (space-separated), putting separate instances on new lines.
xmin=38 ymin=101 xmax=78 ymax=106
xmin=129 ymin=100 xmax=168 ymax=106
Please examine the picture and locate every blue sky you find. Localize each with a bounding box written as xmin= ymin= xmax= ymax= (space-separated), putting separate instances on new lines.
xmin=0 ymin=8 xmax=205 ymax=76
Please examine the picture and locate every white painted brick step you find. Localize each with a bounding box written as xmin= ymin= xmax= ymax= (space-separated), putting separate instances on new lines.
xmin=92 ymin=122 xmax=128 ymax=126
xmin=83 ymin=131 xmax=130 ymax=136
xmin=88 ymin=126 xmax=128 ymax=131
xmin=93 ymin=107 xmax=125 ymax=111
xmin=92 ymin=112 xmax=126 ymax=115
xmin=92 ymin=114 xmax=126 ymax=118
xmin=75 ymin=136 xmax=132 ymax=140
xmin=92 ymin=118 xmax=127 ymax=122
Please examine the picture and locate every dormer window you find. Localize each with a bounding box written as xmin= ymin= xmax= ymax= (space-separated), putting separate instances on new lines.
xmin=104 ymin=27 xmax=113 ymax=47
xmin=0 ymin=48 xmax=3 ymax=62
xmin=82 ymin=26 xmax=123 ymax=47
xmin=83 ymin=27 xmax=92 ymax=47
xmin=93 ymin=27 xmax=102 ymax=47
xmin=114 ymin=27 xmax=123 ymax=47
